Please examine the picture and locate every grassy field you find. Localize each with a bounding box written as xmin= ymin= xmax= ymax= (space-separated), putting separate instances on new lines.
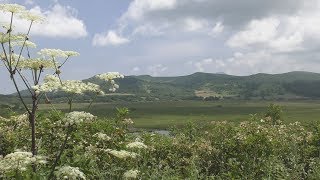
xmin=37 ymin=100 xmax=320 ymax=129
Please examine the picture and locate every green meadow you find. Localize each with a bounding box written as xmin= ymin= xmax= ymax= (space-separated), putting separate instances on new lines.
xmin=38 ymin=100 xmax=320 ymax=129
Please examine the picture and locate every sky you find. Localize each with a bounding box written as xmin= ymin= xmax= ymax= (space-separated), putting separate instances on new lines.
xmin=1 ymin=0 xmax=320 ymax=93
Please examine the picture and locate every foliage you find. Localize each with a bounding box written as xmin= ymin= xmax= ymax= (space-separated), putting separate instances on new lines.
xmin=264 ymin=103 xmax=283 ymax=124
xmin=0 ymin=3 xmax=123 ymax=179
xmin=2 ymin=109 xmax=320 ymax=179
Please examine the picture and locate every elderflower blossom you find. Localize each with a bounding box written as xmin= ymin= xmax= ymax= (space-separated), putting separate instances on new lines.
xmin=32 ymin=75 xmax=61 ymax=93
xmin=96 ymin=72 xmax=124 ymax=92
xmin=64 ymin=51 xmax=80 ymax=57
xmin=0 ymin=116 xmax=7 ymax=122
xmin=123 ymin=169 xmax=140 ymax=179
xmin=55 ymin=166 xmax=86 ymax=180
xmin=62 ymin=111 xmax=96 ymax=126
xmin=18 ymin=58 xmax=57 ymax=70
xmin=106 ymin=149 xmax=137 ymax=159
xmin=0 ymin=33 xmax=25 ymax=44
xmin=93 ymin=132 xmax=111 ymax=141
xmin=38 ymin=48 xmax=68 ymax=58
xmin=0 ymin=4 xmax=25 ymax=13
xmin=19 ymin=10 xmax=45 ymax=22
xmin=0 ymin=53 xmax=25 ymax=67
xmin=123 ymin=118 xmax=134 ymax=125
xmin=32 ymin=75 xmax=104 ymax=95
xmin=9 ymin=114 xmax=29 ymax=126
xmin=61 ymin=81 xmax=103 ymax=94
xmin=12 ymin=40 xmax=36 ymax=48
xmin=126 ymin=142 xmax=148 ymax=149
xmin=0 ymin=151 xmax=46 ymax=173
xmin=96 ymin=72 xmax=124 ymax=81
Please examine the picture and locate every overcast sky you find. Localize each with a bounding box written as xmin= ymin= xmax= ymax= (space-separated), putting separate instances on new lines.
xmin=1 ymin=0 xmax=320 ymax=93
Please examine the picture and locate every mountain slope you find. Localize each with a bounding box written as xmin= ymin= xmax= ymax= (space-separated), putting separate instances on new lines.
xmin=8 ymin=71 xmax=320 ymax=101
xmin=86 ymin=71 xmax=320 ymax=101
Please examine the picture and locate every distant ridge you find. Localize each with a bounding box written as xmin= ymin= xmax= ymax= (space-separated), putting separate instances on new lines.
xmin=4 ymin=71 xmax=320 ymax=102
xmin=86 ymin=71 xmax=320 ymax=101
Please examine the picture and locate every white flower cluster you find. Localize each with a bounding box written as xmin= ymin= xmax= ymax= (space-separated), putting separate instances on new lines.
xmin=93 ymin=132 xmax=111 ymax=141
xmin=96 ymin=72 xmax=124 ymax=81
xmin=38 ymin=48 xmax=79 ymax=58
xmin=106 ymin=149 xmax=137 ymax=159
xmin=55 ymin=166 xmax=86 ymax=180
xmin=123 ymin=169 xmax=140 ymax=179
xmin=18 ymin=58 xmax=57 ymax=70
xmin=19 ymin=10 xmax=45 ymax=22
xmin=1 ymin=53 xmax=26 ymax=69
xmin=126 ymin=142 xmax=148 ymax=149
xmin=33 ymin=75 xmax=104 ymax=95
xmin=61 ymin=81 xmax=102 ymax=94
xmin=0 ymin=116 xmax=7 ymax=122
xmin=10 ymin=114 xmax=29 ymax=126
xmin=64 ymin=51 xmax=80 ymax=57
xmin=123 ymin=118 xmax=134 ymax=125
xmin=0 ymin=3 xmax=25 ymax=13
xmin=32 ymin=75 xmax=61 ymax=93
xmin=0 ymin=151 xmax=46 ymax=174
xmin=0 ymin=4 xmax=44 ymax=22
xmin=0 ymin=33 xmax=25 ymax=44
xmin=95 ymin=72 xmax=124 ymax=92
xmin=12 ymin=40 xmax=37 ymax=48
xmin=62 ymin=111 xmax=96 ymax=126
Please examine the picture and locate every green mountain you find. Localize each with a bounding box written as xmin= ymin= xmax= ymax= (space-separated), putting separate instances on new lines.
xmin=86 ymin=71 xmax=320 ymax=101
xmin=5 ymin=71 xmax=320 ymax=102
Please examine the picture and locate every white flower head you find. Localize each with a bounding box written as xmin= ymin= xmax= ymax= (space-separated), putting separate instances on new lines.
xmin=0 ymin=4 xmax=25 ymax=13
xmin=96 ymin=72 xmax=124 ymax=82
xmin=123 ymin=118 xmax=134 ymax=125
xmin=0 ymin=151 xmax=46 ymax=174
xmin=93 ymin=132 xmax=111 ymax=141
xmin=18 ymin=58 xmax=57 ymax=70
xmin=12 ymin=40 xmax=37 ymax=48
xmin=38 ymin=48 xmax=68 ymax=58
xmin=123 ymin=169 xmax=140 ymax=179
xmin=106 ymin=149 xmax=137 ymax=159
xmin=0 ymin=33 xmax=25 ymax=44
xmin=96 ymin=72 xmax=124 ymax=92
xmin=64 ymin=51 xmax=80 ymax=57
xmin=19 ymin=10 xmax=45 ymax=22
xmin=55 ymin=166 xmax=86 ymax=180
xmin=126 ymin=142 xmax=148 ymax=149
xmin=62 ymin=111 xmax=96 ymax=126
xmin=33 ymin=75 xmax=103 ymax=95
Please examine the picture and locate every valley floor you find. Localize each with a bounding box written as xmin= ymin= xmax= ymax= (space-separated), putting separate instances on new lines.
xmin=38 ymin=100 xmax=320 ymax=129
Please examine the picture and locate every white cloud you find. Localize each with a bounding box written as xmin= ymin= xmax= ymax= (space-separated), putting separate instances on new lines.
xmin=32 ymin=5 xmax=87 ymax=38
xmin=132 ymin=23 xmax=165 ymax=36
xmin=89 ymin=0 xmax=320 ymax=77
xmin=227 ymin=7 xmax=320 ymax=53
xmin=132 ymin=66 xmax=140 ymax=72
xmin=227 ymin=18 xmax=280 ymax=48
xmin=92 ymin=30 xmax=129 ymax=46
xmin=147 ymin=64 xmax=168 ymax=76
xmin=122 ymin=0 xmax=177 ymax=21
xmin=269 ymin=32 xmax=304 ymax=52
xmin=186 ymin=50 xmax=320 ymax=76
xmin=0 ymin=4 xmax=87 ymax=39
xmin=191 ymin=58 xmax=225 ymax=72
xmin=183 ymin=17 xmax=208 ymax=32
xmin=209 ymin=22 xmax=224 ymax=37
xmin=24 ymin=0 xmax=34 ymax=5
